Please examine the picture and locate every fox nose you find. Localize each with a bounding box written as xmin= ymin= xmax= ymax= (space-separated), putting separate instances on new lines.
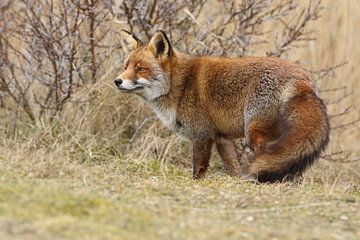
xmin=114 ymin=79 xmax=123 ymax=87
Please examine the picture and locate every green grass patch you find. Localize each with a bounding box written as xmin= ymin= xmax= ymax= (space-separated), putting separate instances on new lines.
xmin=0 ymin=149 xmax=359 ymax=239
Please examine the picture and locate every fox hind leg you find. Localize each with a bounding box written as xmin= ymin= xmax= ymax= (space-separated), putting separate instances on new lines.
xmin=245 ymin=119 xmax=278 ymax=156
xmin=215 ymin=136 xmax=242 ymax=176
xmin=242 ymin=118 xmax=281 ymax=180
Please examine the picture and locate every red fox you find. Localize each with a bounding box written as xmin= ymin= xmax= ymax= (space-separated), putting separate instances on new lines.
xmin=114 ymin=30 xmax=330 ymax=182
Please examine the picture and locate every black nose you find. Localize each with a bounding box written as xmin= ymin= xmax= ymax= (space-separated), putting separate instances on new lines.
xmin=114 ymin=79 xmax=123 ymax=87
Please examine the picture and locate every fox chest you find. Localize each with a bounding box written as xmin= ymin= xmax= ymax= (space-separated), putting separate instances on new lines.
xmin=155 ymin=107 xmax=176 ymax=130
xmin=151 ymin=105 xmax=176 ymax=129
xmin=151 ymin=105 xmax=188 ymax=137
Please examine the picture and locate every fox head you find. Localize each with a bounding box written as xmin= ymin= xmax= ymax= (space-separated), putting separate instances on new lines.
xmin=114 ymin=30 xmax=173 ymax=101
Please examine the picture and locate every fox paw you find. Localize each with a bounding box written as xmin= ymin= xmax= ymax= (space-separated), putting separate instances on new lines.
xmin=239 ymin=167 xmax=258 ymax=182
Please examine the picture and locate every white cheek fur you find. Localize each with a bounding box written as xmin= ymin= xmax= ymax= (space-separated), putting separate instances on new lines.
xmin=142 ymin=75 xmax=170 ymax=101
xmin=120 ymin=74 xmax=170 ymax=101
xmin=120 ymin=78 xmax=151 ymax=90
xmin=120 ymin=80 xmax=137 ymax=90
xmin=136 ymin=77 xmax=151 ymax=86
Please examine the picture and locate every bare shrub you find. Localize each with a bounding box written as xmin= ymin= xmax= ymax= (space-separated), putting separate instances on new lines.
xmin=110 ymin=0 xmax=323 ymax=57
xmin=0 ymin=0 xmax=111 ymax=124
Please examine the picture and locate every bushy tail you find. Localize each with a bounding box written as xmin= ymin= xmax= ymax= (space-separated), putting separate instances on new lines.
xmin=249 ymin=93 xmax=330 ymax=182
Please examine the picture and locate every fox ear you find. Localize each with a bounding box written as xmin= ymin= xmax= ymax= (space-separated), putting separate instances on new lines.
xmin=120 ymin=30 xmax=143 ymax=54
xmin=149 ymin=30 xmax=172 ymax=58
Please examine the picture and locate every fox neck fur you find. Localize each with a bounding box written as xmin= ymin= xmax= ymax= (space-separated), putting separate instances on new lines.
xmin=147 ymin=51 xmax=196 ymax=134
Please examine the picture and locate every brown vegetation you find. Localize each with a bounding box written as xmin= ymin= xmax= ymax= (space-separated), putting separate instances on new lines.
xmin=0 ymin=0 xmax=359 ymax=239
xmin=1 ymin=0 xmax=358 ymax=167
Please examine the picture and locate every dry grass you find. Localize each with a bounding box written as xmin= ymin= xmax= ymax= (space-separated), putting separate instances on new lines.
xmin=0 ymin=0 xmax=360 ymax=239
xmin=0 ymin=144 xmax=359 ymax=240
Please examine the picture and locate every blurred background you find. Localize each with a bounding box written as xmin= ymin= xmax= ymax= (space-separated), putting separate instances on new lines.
xmin=0 ymin=1 xmax=359 ymax=239
xmin=0 ymin=0 xmax=359 ymax=178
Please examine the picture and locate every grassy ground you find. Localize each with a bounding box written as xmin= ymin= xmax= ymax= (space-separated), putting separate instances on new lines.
xmin=0 ymin=144 xmax=359 ymax=240
xmin=2 ymin=62 xmax=354 ymax=240
xmin=0 ymin=1 xmax=360 ymax=239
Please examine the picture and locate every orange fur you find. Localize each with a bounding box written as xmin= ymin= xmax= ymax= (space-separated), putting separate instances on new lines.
xmin=115 ymin=31 xmax=330 ymax=182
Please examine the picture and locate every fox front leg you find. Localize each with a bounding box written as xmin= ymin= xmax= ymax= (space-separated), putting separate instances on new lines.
xmin=192 ymin=138 xmax=213 ymax=180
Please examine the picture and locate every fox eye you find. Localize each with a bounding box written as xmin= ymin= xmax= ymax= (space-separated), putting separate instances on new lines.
xmin=124 ymin=63 xmax=129 ymax=70
xmin=136 ymin=66 xmax=146 ymax=72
